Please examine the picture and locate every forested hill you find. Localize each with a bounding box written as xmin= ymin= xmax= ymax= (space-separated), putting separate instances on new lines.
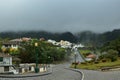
xmin=0 ymin=29 xmax=120 ymax=44
xmin=75 ymin=29 xmax=120 ymax=45
xmin=0 ymin=31 xmax=77 ymax=43
xmin=99 ymin=29 xmax=120 ymax=42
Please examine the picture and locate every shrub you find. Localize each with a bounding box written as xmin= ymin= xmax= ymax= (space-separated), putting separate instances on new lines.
xmin=81 ymin=62 xmax=87 ymax=65
xmin=102 ymin=59 xmax=107 ymax=62
xmin=99 ymin=49 xmax=118 ymax=62
xmin=94 ymin=61 xmax=99 ymax=64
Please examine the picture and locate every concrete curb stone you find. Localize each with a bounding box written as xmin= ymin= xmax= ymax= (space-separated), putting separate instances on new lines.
xmin=65 ymin=68 xmax=84 ymax=80
xmin=0 ymin=71 xmax=52 ymax=78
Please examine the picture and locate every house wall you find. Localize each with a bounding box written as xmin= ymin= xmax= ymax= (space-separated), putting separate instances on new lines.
xmin=11 ymin=44 xmax=18 ymax=49
xmin=3 ymin=57 xmax=12 ymax=66
xmin=2 ymin=44 xmax=18 ymax=50
xmin=9 ymin=66 xmax=15 ymax=71
xmin=0 ymin=57 xmax=12 ymax=66
xmin=0 ymin=57 xmax=12 ymax=73
xmin=0 ymin=67 xmax=4 ymax=73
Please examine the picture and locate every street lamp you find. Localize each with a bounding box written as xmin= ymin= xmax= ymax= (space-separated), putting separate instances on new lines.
xmin=74 ymin=51 xmax=77 ymax=69
xmin=48 ymin=56 xmax=50 ymax=67
xmin=35 ymin=42 xmax=39 ymax=73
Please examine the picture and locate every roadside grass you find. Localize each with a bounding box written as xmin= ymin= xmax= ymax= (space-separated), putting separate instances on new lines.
xmin=71 ymin=59 xmax=120 ymax=70
xmin=79 ymin=49 xmax=93 ymax=58
xmin=79 ymin=50 xmax=92 ymax=54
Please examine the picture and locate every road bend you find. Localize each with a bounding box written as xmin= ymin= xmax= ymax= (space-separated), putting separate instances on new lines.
xmin=0 ymin=64 xmax=82 ymax=80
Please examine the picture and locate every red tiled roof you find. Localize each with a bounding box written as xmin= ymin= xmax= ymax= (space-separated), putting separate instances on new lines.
xmin=86 ymin=54 xmax=96 ymax=58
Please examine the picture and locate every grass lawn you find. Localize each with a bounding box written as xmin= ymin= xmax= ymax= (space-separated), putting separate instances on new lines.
xmin=71 ymin=59 xmax=120 ymax=70
xmin=80 ymin=49 xmax=92 ymax=54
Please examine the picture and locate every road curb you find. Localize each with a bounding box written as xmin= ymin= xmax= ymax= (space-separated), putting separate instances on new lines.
xmin=65 ymin=68 xmax=84 ymax=80
xmin=0 ymin=72 xmax=52 ymax=78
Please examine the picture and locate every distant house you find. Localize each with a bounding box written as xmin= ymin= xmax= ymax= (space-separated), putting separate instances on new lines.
xmin=10 ymin=37 xmax=31 ymax=42
xmin=40 ymin=38 xmax=45 ymax=41
xmin=2 ymin=41 xmax=19 ymax=50
xmin=10 ymin=38 xmax=22 ymax=43
xmin=0 ymin=53 xmax=12 ymax=66
xmin=86 ymin=54 xmax=96 ymax=58
xmin=59 ymin=40 xmax=72 ymax=48
xmin=22 ymin=37 xmax=31 ymax=42
xmin=4 ymin=37 xmax=31 ymax=48
xmin=48 ymin=39 xmax=57 ymax=44
xmin=47 ymin=39 xmax=72 ymax=48
xmin=0 ymin=53 xmax=18 ymax=74
xmin=73 ymin=44 xmax=84 ymax=49
xmin=85 ymin=54 xmax=96 ymax=61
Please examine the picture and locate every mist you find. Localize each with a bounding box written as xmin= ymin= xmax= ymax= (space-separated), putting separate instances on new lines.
xmin=0 ymin=0 xmax=120 ymax=33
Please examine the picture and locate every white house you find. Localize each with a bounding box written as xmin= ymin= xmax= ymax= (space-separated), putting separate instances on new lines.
xmin=0 ymin=53 xmax=12 ymax=66
xmin=0 ymin=53 xmax=18 ymax=74
xmin=47 ymin=39 xmax=72 ymax=48
xmin=47 ymin=39 xmax=57 ymax=45
xmin=59 ymin=40 xmax=72 ymax=48
xmin=2 ymin=41 xmax=19 ymax=50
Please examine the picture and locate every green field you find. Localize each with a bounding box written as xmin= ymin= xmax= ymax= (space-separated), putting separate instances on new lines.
xmin=71 ymin=59 xmax=120 ymax=70
xmin=79 ymin=49 xmax=92 ymax=54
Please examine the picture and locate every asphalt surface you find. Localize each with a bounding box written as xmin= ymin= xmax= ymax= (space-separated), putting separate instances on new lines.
xmin=0 ymin=64 xmax=82 ymax=80
xmin=72 ymin=48 xmax=120 ymax=80
xmin=71 ymin=48 xmax=85 ymax=63
xmin=2 ymin=48 xmax=120 ymax=80
xmin=71 ymin=48 xmax=120 ymax=80
xmin=75 ymin=48 xmax=85 ymax=62
xmin=81 ymin=69 xmax=120 ymax=80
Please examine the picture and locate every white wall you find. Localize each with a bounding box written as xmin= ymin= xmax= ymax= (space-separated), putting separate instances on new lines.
xmin=0 ymin=67 xmax=4 ymax=73
xmin=3 ymin=57 xmax=12 ymax=65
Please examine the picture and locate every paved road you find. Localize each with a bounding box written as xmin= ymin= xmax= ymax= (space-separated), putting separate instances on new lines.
xmin=71 ymin=48 xmax=120 ymax=80
xmin=75 ymin=48 xmax=85 ymax=62
xmin=81 ymin=69 xmax=120 ymax=80
xmin=72 ymin=48 xmax=85 ymax=63
xmin=0 ymin=64 xmax=82 ymax=80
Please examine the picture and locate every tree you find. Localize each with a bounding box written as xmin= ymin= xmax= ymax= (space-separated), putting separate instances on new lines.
xmin=107 ymin=49 xmax=118 ymax=62
xmin=9 ymin=48 xmax=20 ymax=56
xmin=99 ymin=49 xmax=118 ymax=62
xmin=101 ymin=38 xmax=120 ymax=55
xmin=18 ymin=40 xmax=66 ymax=63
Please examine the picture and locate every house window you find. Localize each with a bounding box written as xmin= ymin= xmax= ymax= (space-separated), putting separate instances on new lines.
xmin=0 ymin=57 xmax=3 ymax=62
xmin=13 ymin=44 xmax=16 ymax=47
xmin=4 ymin=66 xmax=9 ymax=71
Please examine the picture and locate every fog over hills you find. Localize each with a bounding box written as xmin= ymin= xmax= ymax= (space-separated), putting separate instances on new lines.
xmin=0 ymin=29 xmax=120 ymax=46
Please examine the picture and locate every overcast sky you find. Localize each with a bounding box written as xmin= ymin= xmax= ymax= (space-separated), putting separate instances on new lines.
xmin=0 ymin=0 xmax=120 ymax=33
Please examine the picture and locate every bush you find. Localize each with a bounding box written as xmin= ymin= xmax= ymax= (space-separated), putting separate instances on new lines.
xmin=94 ymin=61 xmax=99 ymax=64
xmin=72 ymin=62 xmax=79 ymax=65
xmin=99 ymin=49 xmax=118 ymax=62
xmin=108 ymin=49 xmax=118 ymax=62
xmin=111 ymin=57 xmax=117 ymax=62
xmin=87 ymin=61 xmax=94 ymax=64
xmin=102 ymin=59 xmax=107 ymax=62
xmin=81 ymin=62 xmax=87 ymax=65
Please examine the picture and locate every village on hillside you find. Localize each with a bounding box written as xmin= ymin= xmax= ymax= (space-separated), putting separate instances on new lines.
xmin=0 ymin=37 xmax=85 ymax=74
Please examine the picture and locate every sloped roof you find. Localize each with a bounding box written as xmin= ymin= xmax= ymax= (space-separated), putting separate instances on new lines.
xmin=10 ymin=39 xmax=22 ymax=42
xmin=0 ymin=53 xmax=12 ymax=57
xmin=2 ymin=41 xmax=19 ymax=45
xmin=22 ymin=37 xmax=31 ymax=41
xmin=86 ymin=54 xmax=96 ymax=58
xmin=12 ymin=57 xmax=21 ymax=61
